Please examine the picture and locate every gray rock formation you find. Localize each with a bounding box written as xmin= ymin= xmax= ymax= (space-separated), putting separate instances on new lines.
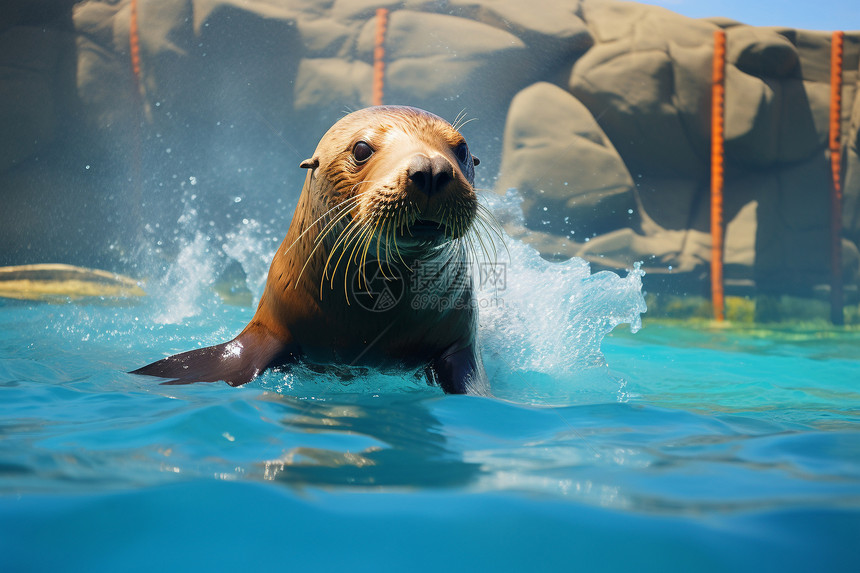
xmin=498 ymin=3 xmax=860 ymax=296
xmin=1 ymin=0 xmax=857 ymax=300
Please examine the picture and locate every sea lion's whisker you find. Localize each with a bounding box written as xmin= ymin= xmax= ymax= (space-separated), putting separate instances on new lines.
xmin=471 ymin=236 xmax=485 ymax=269
xmin=459 ymin=211 xmax=482 ymax=266
xmin=452 ymin=109 xmax=477 ymax=133
xmin=306 ymin=191 xmax=364 ymax=234
xmin=319 ymin=216 xmax=361 ymax=298
xmin=295 ymin=199 xmax=366 ymax=290
xmin=474 ymin=202 xmax=509 ymax=247
xmin=472 ymin=216 xmax=496 ymax=266
xmin=374 ymin=215 xmax=392 ymax=279
xmin=329 ymin=218 xmax=366 ymax=301
xmin=327 ymin=216 xmax=366 ymax=290
xmin=310 ymin=197 xmax=362 ymax=250
xmin=476 ymin=210 xmax=509 ymax=263
xmin=349 ymin=215 xmax=375 ymax=268
xmin=296 ymin=214 xmax=353 ymax=289
xmin=455 ymin=116 xmax=478 ymax=132
xmin=343 ymin=220 xmax=376 ymax=301
xmin=360 ymin=218 xmax=383 ymax=286
xmin=471 ymin=205 xmax=508 ymax=263
xmin=294 ymin=198 xmax=366 ymax=291
xmin=439 ymin=205 xmax=450 ymax=233
xmin=392 ymin=226 xmax=410 ymax=270
xmin=462 ymin=218 xmax=481 ymax=266
xmin=354 ymin=217 xmax=377 ymax=272
xmin=452 ymin=109 xmax=467 ymax=132
xmin=280 ymin=193 xmax=363 ymax=257
xmin=475 ymin=202 xmax=507 ymax=242
xmin=349 ymin=179 xmax=383 ymax=194
xmin=382 ymin=216 xmax=395 ymax=276
xmin=463 ymin=234 xmax=476 ymax=267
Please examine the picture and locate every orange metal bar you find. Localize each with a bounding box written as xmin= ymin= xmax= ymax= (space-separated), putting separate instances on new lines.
xmin=829 ymin=31 xmax=845 ymax=325
xmin=129 ymin=0 xmax=141 ymax=92
xmin=128 ymin=0 xmax=144 ymax=239
xmin=710 ymin=30 xmax=726 ymax=322
xmin=372 ymin=8 xmax=388 ymax=106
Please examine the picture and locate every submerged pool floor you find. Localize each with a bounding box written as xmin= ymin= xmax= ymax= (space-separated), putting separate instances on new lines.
xmin=0 ymin=298 xmax=858 ymax=572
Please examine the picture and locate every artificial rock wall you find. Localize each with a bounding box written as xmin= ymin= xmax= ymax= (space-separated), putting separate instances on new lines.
xmin=1 ymin=0 xmax=858 ymax=297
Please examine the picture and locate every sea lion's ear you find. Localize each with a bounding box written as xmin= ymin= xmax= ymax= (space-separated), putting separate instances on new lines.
xmin=472 ymin=156 xmax=480 ymax=166
xmin=299 ymin=157 xmax=319 ymax=169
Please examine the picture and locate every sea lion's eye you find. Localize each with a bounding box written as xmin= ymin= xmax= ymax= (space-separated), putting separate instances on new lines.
xmin=352 ymin=141 xmax=374 ymax=163
xmin=454 ymin=142 xmax=471 ymax=165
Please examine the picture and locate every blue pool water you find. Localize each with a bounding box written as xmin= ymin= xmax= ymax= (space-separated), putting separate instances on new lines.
xmin=1 ymin=229 xmax=859 ymax=572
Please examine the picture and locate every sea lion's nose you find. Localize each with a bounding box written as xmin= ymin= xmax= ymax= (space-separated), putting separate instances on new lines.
xmin=407 ymin=155 xmax=453 ymax=197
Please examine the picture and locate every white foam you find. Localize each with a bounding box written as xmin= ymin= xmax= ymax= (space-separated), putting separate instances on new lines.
xmin=151 ymin=232 xmax=219 ymax=325
xmin=475 ymin=190 xmax=646 ymax=402
xmin=222 ymin=218 xmax=275 ymax=303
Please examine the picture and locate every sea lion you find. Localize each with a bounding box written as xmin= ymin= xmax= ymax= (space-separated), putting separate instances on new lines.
xmin=133 ymin=105 xmax=494 ymax=394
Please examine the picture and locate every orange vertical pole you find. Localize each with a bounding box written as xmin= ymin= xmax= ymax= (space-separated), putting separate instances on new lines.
xmin=129 ymin=0 xmax=143 ymax=238
xmin=711 ymin=30 xmax=726 ymax=322
xmin=372 ymin=8 xmax=388 ymax=106
xmin=129 ymin=0 xmax=142 ymax=96
xmin=829 ymin=31 xmax=845 ymax=325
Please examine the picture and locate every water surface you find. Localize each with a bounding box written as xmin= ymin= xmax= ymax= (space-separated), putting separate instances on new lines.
xmin=1 ymin=230 xmax=858 ymax=572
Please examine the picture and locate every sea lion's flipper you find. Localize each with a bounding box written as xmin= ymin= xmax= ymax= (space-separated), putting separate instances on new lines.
xmin=427 ymin=344 xmax=489 ymax=395
xmin=131 ymin=324 xmax=297 ymax=387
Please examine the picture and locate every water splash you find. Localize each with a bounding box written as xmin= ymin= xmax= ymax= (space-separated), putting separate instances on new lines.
xmin=478 ymin=240 xmax=645 ymax=373
xmin=143 ymin=197 xmax=276 ymax=323
xmin=150 ymin=232 xmax=220 ymax=325
xmin=138 ymin=188 xmax=646 ymax=403
xmin=476 ymin=190 xmax=646 ymax=402
xmin=222 ymin=218 xmax=275 ymax=303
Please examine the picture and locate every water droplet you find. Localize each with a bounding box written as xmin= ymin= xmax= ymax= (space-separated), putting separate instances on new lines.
xmin=85 ymin=164 xmax=90 ymax=170
xmin=234 ymin=197 xmax=242 ymax=203
xmin=628 ymin=209 xmax=633 ymax=214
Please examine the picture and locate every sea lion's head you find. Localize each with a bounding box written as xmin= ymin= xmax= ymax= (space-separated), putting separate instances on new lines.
xmin=300 ymin=106 xmax=481 ymax=257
